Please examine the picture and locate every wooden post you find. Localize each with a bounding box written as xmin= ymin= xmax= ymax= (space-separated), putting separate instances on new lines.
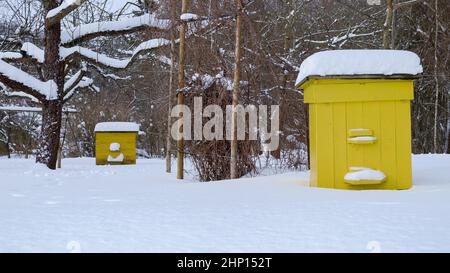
xmin=230 ymin=0 xmax=243 ymax=179
xmin=383 ymin=0 xmax=394 ymax=49
xmin=433 ymin=0 xmax=439 ymax=153
xmin=166 ymin=0 xmax=177 ymax=173
xmin=177 ymin=0 xmax=189 ymax=180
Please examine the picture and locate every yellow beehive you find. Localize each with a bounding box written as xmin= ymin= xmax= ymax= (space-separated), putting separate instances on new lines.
xmin=296 ymin=50 xmax=422 ymax=190
xmin=94 ymin=122 xmax=140 ymax=165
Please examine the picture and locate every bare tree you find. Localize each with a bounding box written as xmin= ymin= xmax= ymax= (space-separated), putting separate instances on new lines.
xmin=230 ymin=0 xmax=244 ymax=179
xmin=166 ymin=0 xmax=177 ymax=173
xmin=0 ymin=0 xmax=171 ymax=169
xmin=177 ymin=0 xmax=189 ymax=179
xmin=433 ymin=0 xmax=439 ymax=153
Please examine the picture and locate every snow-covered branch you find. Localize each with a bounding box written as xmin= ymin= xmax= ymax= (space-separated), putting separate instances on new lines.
xmin=61 ymin=13 xmax=171 ymax=47
xmin=395 ymin=0 xmax=426 ymax=10
xmin=63 ymin=76 xmax=94 ymax=102
xmin=0 ymin=52 xmax=23 ymax=60
xmin=61 ymin=38 xmax=171 ymax=69
xmin=0 ymin=59 xmax=56 ymax=101
xmin=21 ymin=42 xmax=44 ymax=63
xmin=64 ymin=69 xmax=87 ymax=94
xmin=46 ymin=0 xmax=87 ymax=28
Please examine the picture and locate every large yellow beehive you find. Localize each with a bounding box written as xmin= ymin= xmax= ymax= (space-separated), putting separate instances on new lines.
xmin=296 ymin=50 xmax=422 ymax=190
xmin=94 ymin=122 xmax=139 ymax=165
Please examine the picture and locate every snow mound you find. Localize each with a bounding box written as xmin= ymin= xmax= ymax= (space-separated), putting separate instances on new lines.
xmin=296 ymin=49 xmax=423 ymax=86
xmin=180 ymin=13 xmax=199 ymax=22
xmin=109 ymin=143 xmax=121 ymax=152
xmin=344 ymin=169 xmax=386 ymax=181
xmin=94 ymin=122 xmax=140 ymax=132
xmin=107 ymin=153 xmax=124 ymax=163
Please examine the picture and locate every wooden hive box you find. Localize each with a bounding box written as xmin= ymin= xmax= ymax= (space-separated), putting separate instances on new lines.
xmin=296 ymin=50 xmax=422 ymax=190
xmin=94 ymin=122 xmax=140 ymax=165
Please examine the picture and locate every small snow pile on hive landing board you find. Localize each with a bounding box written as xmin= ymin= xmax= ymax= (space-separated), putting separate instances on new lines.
xmin=344 ymin=169 xmax=386 ymax=182
xmin=94 ymin=122 xmax=140 ymax=132
xmin=296 ymin=50 xmax=423 ymax=86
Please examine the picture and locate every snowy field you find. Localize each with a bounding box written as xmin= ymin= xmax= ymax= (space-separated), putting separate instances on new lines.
xmin=0 ymin=154 xmax=449 ymax=253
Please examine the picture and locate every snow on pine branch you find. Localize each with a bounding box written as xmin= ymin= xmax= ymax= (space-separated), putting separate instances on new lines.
xmin=61 ymin=38 xmax=171 ymax=69
xmin=0 ymin=59 xmax=57 ymax=100
xmin=61 ymin=13 xmax=171 ymax=46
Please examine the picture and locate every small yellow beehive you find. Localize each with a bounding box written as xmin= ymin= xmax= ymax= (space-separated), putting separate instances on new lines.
xmin=296 ymin=50 xmax=422 ymax=190
xmin=94 ymin=122 xmax=140 ymax=165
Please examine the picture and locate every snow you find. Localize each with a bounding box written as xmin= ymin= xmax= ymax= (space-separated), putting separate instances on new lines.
xmin=60 ymin=38 xmax=171 ymax=69
xmin=0 ymin=90 xmax=39 ymax=102
xmin=109 ymin=143 xmax=121 ymax=152
xmin=46 ymin=0 xmax=82 ymax=20
xmin=61 ymin=13 xmax=171 ymax=45
xmin=0 ymin=105 xmax=77 ymax=113
xmin=296 ymin=50 xmax=423 ymax=86
xmin=180 ymin=13 xmax=199 ymax=22
xmin=0 ymin=154 xmax=450 ymax=252
xmin=344 ymin=169 xmax=386 ymax=182
xmin=107 ymin=153 xmax=124 ymax=163
xmin=94 ymin=122 xmax=140 ymax=132
xmin=0 ymin=59 xmax=58 ymax=100
xmin=0 ymin=52 xmax=22 ymax=60
xmin=21 ymin=42 xmax=44 ymax=63
xmin=348 ymin=136 xmax=377 ymax=142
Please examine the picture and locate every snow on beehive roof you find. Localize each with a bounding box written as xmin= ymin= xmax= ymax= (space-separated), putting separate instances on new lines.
xmin=295 ymin=49 xmax=423 ymax=86
xmin=94 ymin=122 xmax=140 ymax=132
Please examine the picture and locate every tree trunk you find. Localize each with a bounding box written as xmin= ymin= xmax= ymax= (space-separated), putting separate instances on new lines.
xmin=383 ymin=0 xmax=394 ymax=49
xmin=36 ymin=0 xmax=65 ymax=169
xmin=433 ymin=0 xmax=439 ymax=153
xmin=390 ymin=0 xmax=397 ymax=49
xmin=177 ymin=0 xmax=189 ymax=180
xmin=6 ymin=128 xmax=11 ymax=159
xmin=230 ymin=0 xmax=243 ymax=179
xmin=36 ymin=100 xmax=63 ymax=169
xmin=166 ymin=0 xmax=177 ymax=173
xmin=446 ymin=101 xmax=450 ymax=154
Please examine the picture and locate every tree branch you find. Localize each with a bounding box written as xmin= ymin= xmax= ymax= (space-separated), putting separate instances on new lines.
xmin=394 ymin=0 xmax=426 ymax=10
xmin=46 ymin=0 xmax=87 ymax=28
xmin=0 ymin=59 xmax=54 ymax=101
xmin=63 ymin=68 xmax=86 ymax=95
xmin=61 ymin=13 xmax=171 ymax=47
xmin=61 ymin=38 xmax=171 ymax=69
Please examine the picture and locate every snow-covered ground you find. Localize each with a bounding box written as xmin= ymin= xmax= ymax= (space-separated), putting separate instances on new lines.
xmin=0 ymin=154 xmax=449 ymax=253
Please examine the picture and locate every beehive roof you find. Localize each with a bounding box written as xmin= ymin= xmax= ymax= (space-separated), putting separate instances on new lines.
xmin=94 ymin=122 xmax=140 ymax=132
xmin=296 ymin=49 xmax=423 ymax=87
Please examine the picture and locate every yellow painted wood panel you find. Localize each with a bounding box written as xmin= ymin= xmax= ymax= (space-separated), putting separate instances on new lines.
xmin=332 ymin=102 xmax=349 ymax=189
xmin=315 ymin=103 xmax=334 ymax=188
xmin=95 ymin=132 xmax=137 ymax=165
xmin=304 ymin=79 xmax=414 ymax=103
xmin=346 ymin=102 xmax=364 ymax=172
xmin=361 ymin=102 xmax=381 ymax=171
xmin=379 ymin=101 xmax=398 ymax=189
xmin=395 ymin=101 xmax=413 ymax=189
xmin=309 ymin=104 xmax=318 ymax=187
